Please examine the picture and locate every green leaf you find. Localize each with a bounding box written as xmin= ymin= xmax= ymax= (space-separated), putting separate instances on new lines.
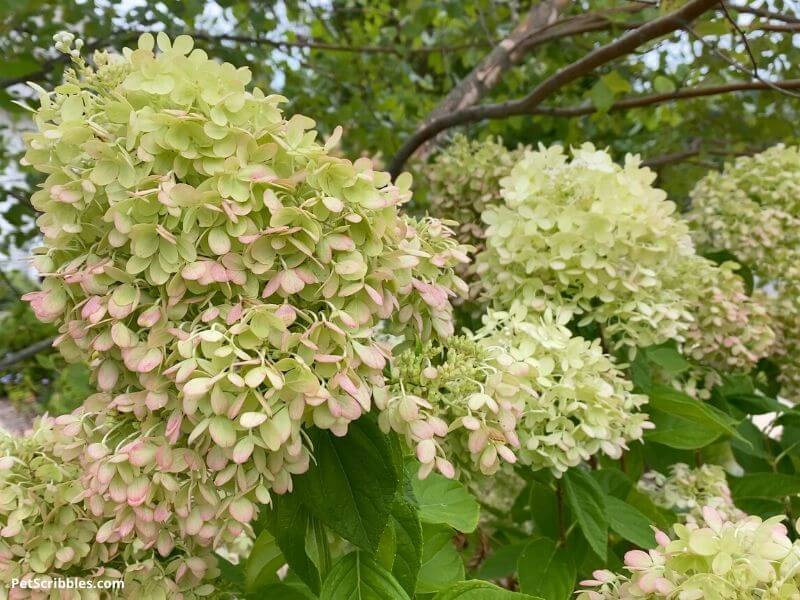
xmin=625 ymin=489 xmax=676 ymax=532
xmin=653 ymin=75 xmax=676 ymax=93
xmin=528 ymin=478 xmax=559 ymax=539
xmin=248 ymin=582 xmax=316 ymax=600
xmin=645 ymin=408 xmax=723 ymax=449
xmin=388 ymin=496 xmax=423 ymax=595
xmin=433 ymin=580 xmax=542 ymax=599
xmin=605 ymin=496 xmax=657 ymax=549
xmin=730 ymin=473 xmax=800 ymax=501
xmin=416 ymin=524 xmax=465 ymax=594
xmin=517 ymin=537 xmax=575 ymax=600
xmin=589 ymin=80 xmax=615 ymax=112
xmin=645 ymin=386 xmax=745 ymax=449
xmin=295 ymin=418 xmax=399 ymax=552
xmin=475 ymin=542 xmax=527 ymax=580
xmin=0 ymin=57 xmax=41 ymax=79
xmin=259 ymin=492 xmax=321 ymax=593
xmin=320 ymin=552 xmax=410 ymax=600
xmin=601 ymin=70 xmax=632 ymax=94
xmin=645 ymin=344 xmax=690 ymax=375
xmin=245 ymin=530 xmax=284 ymax=591
xmin=410 ymin=471 xmax=479 ymax=533
xmin=562 ymin=469 xmax=608 ymax=560
xmin=726 ymin=393 xmax=786 ymax=415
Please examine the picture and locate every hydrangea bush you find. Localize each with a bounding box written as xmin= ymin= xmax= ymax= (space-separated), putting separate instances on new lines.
xmin=7 ymin=31 xmax=800 ymax=600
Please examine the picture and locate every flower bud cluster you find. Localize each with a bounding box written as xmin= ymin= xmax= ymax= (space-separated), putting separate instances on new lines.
xmin=0 ymin=420 xmax=219 ymax=598
xmin=638 ymin=463 xmax=744 ymax=526
xmin=381 ymin=335 xmax=525 ymax=478
xmin=578 ymin=508 xmax=800 ymax=599
xmin=20 ymin=31 xmax=469 ymax=585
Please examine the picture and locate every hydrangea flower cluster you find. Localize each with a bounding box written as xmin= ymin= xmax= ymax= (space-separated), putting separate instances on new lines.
xmin=0 ymin=420 xmax=219 ymax=598
xmin=688 ymin=145 xmax=800 ymax=396
xmin=577 ymin=508 xmax=800 ymax=599
xmin=637 ymin=463 xmax=744 ymax=526
xmin=680 ymin=259 xmax=775 ymax=371
xmin=18 ymin=30 xmax=470 ymax=584
xmin=381 ymin=336 xmax=524 ymax=478
xmin=477 ymin=144 xmax=697 ymax=351
xmin=424 ymin=134 xmax=524 ymax=248
xmin=422 ymin=135 xmax=525 ymax=302
xmin=477 ymin=307 xmax=651 ymax=474
xmin=688 ymin=145 xmax=800 ymax=285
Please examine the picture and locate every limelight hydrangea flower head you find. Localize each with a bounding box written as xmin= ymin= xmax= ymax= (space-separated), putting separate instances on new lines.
xmin=638 ymin=463 xmax=744 ymax=526
xmin=577 ymin=508 xmax=800 ymax=599
xmin=380 ymin=335 xmax=525 ymax=478
xmin=0 ymin=421 xmax=220 ymax=598
xmin=680 ymin=259 xmax=775 ymax=371
xmin=688 ymin=145 xmax=800 ymax=397
xmin=688 ymin=145 xmax=800 ymax=286
xmin=476 ymin=307 xmax=651 ymax=474
xmin=477 ymin=143 xmax=696 ymax=350
xmin=21 ymin=30 xmax=470 ymax=548
xmin=424 ymin=134 xmax=525 ymax=247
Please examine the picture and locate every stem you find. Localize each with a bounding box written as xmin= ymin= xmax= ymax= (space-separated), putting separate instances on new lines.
xmin=555 ymin=479 xmax=566 ymax=544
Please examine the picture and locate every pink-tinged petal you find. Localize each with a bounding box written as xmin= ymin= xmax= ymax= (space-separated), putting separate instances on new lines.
xmin=127 ymin=477 xmax=150 ymax=507
xmin=262 ymin=273 xmax=283 ymax=298
xmin=232 ymin=437 xmax=255 ymax=464
xmin=137 ymin=347 xmax=162 ymax=373
xmin=624 ymin=550 xmax=651 ymax=569
xmin=654 ymin=528 xmax=671 ymax=547
xmin=275 ymin=304 xmax=297 ymax=324
xmin=229 ymin=497 xmax=254 ymax=523
xmin=436 ymin=458 xmax=455 ymax=479
xmin=182 ymin=261 xmax=207 ymax=281
xmin=281 ymin=269 xmax=305 ymax=294
xmin=416 ymin=439 xmax=436 ymax=464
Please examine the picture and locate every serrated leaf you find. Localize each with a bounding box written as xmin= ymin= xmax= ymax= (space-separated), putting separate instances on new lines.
xmin=517 ymin=537 xmax=575 ymax=600
xmin=605 ymin=495 xmax=657 ymax=549
xmin=320 ymin=552 xmax=410 ymax=600
xmin=434 ymin=580 xmax=542 ymax=599
xmin=410 ymin=471 xmax=479 ymax=533
xmin=563 ymin=469 xmax=607 ymax=560
xmin=294 ymin=418 xmax=399 ymax=552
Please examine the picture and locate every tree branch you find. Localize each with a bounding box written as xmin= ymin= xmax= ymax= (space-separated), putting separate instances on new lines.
xmin=388 ymin=0 xmax=719 ymax=177
xmin=642 ymin=140 xmax=768 ymax=168
xmin=0 ymin=337 xmax=55 ymax=372
xmin=531 ymin=78 xmax=800 ymax=116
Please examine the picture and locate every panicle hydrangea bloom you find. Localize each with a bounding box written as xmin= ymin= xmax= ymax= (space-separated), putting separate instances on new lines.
xmin=424 ymin=134 xmax=525 ymax=248
xmin=475 ymin=307 xmax=651 ymax=474
xmin=637 ymin=463 xmax=744 ymax=526
xmin=688 ymin=145 xmax=800 ymax=397
xmin=0 ymin=420 xmax=220 ymax=599
xmin=766 ymin=291 xmax=800 ymax=397
xmin=20 ymin=30 xmax=469 ymax=560
xmin=421 ymin=135 xmax=525 ymax=302
xmin=380 ymin=335 xmax=525 ymax=478
xmin=477 ymin=144 xmax=697 ymax=351
xmin=577 ymin=508 xmax=800 ymax=600
xmin=680 ymin=259 xmax=775 ymax=371
xmin=688 ymin=145 xmax=800 ymax=286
